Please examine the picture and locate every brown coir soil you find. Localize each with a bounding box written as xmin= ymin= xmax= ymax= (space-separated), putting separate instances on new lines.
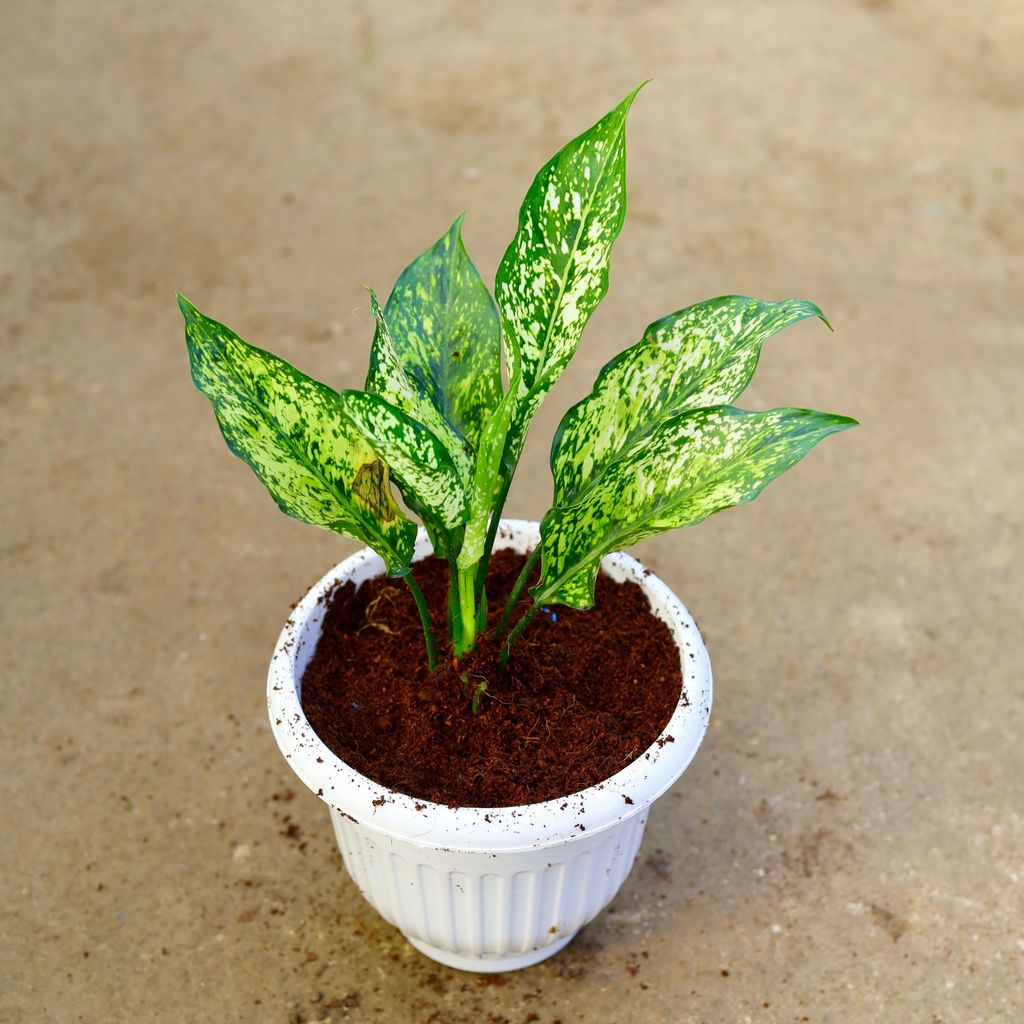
xmin=300 ymin=549 xmax=683 ymax=807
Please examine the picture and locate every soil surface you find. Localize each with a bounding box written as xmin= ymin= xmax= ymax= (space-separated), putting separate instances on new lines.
xmin=300 ymin=550 xmax=683 ymax=806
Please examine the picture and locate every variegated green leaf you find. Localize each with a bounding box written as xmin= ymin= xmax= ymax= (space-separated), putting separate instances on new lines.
xmin=552 ymin=296 xmax=830 ymax=504
xmin=338 ymin=389 xmax=468 ymax=532
xmin=456 ymin=387 xmax=518 ymax=571
xmin=384 ymin=215 xmax=503 ymax=451
xmin=536 ymin=406 xmax=857 ymax=608
xmin=496 ymin=84 xmax=643 ymax=465
xmin=365 ymin=290 xmax=473 ymax=491
xmin=180 ymin=295 xmax=416 ymax=576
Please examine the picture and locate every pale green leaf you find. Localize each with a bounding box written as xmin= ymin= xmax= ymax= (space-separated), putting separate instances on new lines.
xmin=552 ymin=296 xmax=830 ymax=504
xmin=456 ymin=387 xmax=518 ymax=571
xmin=180 ymin=295 xmax=417 ymax=576
xmin=536 ymin=406 xmax=857 ymax=608
xmin=495 ymin=84 xmax=644 ymax=466
xmin=338 ymin=389 xmax=468 ymax=532
xmin=365 ymin=290 xmax=473 ymax=491
xmin=384 ymin=215 xmax=503 ymax=451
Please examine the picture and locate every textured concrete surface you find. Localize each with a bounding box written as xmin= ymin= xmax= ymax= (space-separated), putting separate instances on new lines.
xmin=3 ymin=2 xmax=1022 ymax=1021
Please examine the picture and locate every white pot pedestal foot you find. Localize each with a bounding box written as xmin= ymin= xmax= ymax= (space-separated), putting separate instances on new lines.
xmin=405 ymin=930 xmax=579 ymax=973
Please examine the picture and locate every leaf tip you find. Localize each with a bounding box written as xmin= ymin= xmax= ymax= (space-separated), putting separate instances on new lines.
xmin=814 ymin=306 xmax=835 ymax=332
xmin=813 ymin=412 xmax=858 ymax=439
xmin=176 ymin=292 xmax=197 ymax=320
xmin=625 ymin=78 xmax=652 ymax=107
xmin=784 ymin=298 xmax=833 ymax=332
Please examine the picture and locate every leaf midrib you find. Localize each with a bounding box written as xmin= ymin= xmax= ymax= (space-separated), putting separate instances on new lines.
xmin=511 ymin=121 xmax=623 ymax=399
xmin=433 ymin=233 xmax=460 ymax=426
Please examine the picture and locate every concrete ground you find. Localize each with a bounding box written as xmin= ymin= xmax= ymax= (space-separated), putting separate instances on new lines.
xmin=2 ymin=2 xmax=1022 ymax=1021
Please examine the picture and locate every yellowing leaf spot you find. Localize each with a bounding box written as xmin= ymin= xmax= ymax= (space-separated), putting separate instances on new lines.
xmin=353 ymin=459 xmax=395 ymax=522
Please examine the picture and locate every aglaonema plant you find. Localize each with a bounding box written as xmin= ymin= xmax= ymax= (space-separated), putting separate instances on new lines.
xmin=181 ymin=84 xmax=856 ymax=680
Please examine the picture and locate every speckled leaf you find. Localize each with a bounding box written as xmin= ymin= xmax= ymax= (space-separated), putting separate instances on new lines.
xmin=180 ymin=296 xmax=416 ymax=576
xmin=456 ymin=388 xmax=518 ymax=571
xmin=365 ymin=290 xmax=473 ymax=493
xmin=551 ymin=296 xmax=830 ymax=504
xmin=496 ymin=84 xmax=643 ymax=464
xmin=536 ymin=406 xmax=857 ymax=608
xmin=338 ymin=389 xmax=468 ymax=533
xmin=384 ymin=215 xmax=503 ymax=451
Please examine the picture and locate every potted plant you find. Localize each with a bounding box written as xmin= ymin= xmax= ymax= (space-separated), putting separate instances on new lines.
xmin=180 ymin=84 xmax=856 ymax=972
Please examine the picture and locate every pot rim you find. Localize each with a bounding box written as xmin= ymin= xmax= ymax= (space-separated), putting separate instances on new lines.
xmin=267 ymin=519 xmax=712 ymax=852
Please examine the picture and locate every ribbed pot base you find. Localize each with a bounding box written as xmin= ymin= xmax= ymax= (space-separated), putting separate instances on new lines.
xmin=405 ymin=929 xmax=579 ymax=973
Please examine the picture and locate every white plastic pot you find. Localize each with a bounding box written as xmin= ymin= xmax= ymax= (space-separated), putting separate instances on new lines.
xmin=268 ymin=520 xmax=712 ymax=972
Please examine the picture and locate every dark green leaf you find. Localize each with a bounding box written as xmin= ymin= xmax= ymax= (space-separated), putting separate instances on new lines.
xmin=365 ymin=290 xmax=473 ymax=491
xmin=384 ymin=215 xmax=503 ymax=451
